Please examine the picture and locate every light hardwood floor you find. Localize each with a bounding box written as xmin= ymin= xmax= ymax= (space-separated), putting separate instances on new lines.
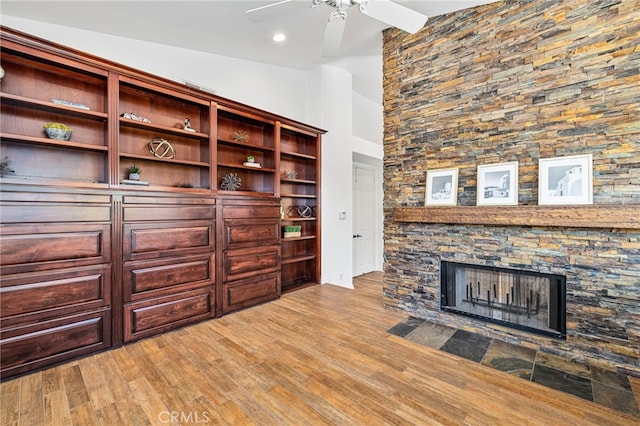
xmin=1 ymin=272 xmax=637 ymax=425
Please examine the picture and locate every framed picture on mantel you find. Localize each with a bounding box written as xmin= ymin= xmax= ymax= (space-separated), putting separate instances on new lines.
xmin=539 ymin=154 xmax=593 ymax=205
xmin=477 ymin=161 xmax=519 ymax=206
xmin=425 ymin=168 xmax=458 ymax=206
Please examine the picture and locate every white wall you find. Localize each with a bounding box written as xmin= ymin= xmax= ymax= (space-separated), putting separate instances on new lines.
xmin=1 ymin=16 xmax=384 ymax=289
xmin=309 ymin=65 xmax=356 ymax=288
xmin=352 ymin=92 xmax=383 ymax=144
xmin=0 ymin=16 xmax=311 ymax=125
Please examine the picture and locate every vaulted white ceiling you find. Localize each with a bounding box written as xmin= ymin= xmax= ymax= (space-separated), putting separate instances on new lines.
xmin=1 ymin=1 xmax=497 ymax=103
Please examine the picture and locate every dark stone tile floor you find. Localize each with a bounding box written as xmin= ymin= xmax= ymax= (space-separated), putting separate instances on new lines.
xmin=387 ymin=317 xmax=640 ymax=418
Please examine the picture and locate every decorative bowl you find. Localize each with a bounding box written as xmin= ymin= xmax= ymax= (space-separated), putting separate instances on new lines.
xmin=45 ymin=127 xmax=72 ymax=141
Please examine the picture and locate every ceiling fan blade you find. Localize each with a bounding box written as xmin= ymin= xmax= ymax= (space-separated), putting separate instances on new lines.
xmin=360 ymin=0 xmax=428 ymax=33
xmin=322 ymin=12 xmax=347 ymax=57
xmin=246 ymin=0 xmax=309 ymax=23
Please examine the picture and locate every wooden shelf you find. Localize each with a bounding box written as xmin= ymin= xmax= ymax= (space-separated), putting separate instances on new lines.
xmin=280 ymin=150 xmax=316 ymax=160
xmin=120 ymin=117 xmax=209 ymax=139
xmin=217 ymin=138 xmax=275 ymax=152
xmin=281 ymin=178 xmax=316 ymax=185
xmin=282 ymin=254 xmax=316 ymax=265
xmin=1 ymin=92 xmax=108 ymax=120
xmin=218 ymin=162 xmax=275 ymax=173
xmin=120 ymin=153 xmax=209 ymax=168
xmin=393 ymin=205 xmax=640 ymax=230
xmin=0 ymin=175 xmax=109 ymax=189
xmin=282 ymin=235 xmax=316 ymax=242
xmin=281 ymin=193 xmax=316 ymax=199
xmin=1 ymin=132 xmax=108 ymax=152
xmin=282 ymin=217 xmax=316 ymax=222
xmin=118 ymin=183 xmax=210 ymax=193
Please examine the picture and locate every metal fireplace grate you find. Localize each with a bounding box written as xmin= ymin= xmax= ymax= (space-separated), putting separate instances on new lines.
xmin=440 ymin=261 xmax=566 ymax=338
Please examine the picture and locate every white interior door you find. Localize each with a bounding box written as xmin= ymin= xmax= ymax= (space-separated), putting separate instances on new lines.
xmin=353 ymin=165 xmax=376 ymax=276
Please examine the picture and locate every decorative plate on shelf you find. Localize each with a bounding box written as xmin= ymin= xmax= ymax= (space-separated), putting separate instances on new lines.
xmin=233 ymin=130 xmax=249 ymax=143
xmin=221 ymin=172 xmax=241 ymax=191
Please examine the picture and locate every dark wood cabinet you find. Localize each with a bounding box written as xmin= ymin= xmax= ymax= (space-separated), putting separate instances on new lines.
xmin=121 ymin=195 xmax=216 ymax=342
xmin=220 ymin=198 xmax=281 ymax=313
xmin=0 ymin=187 xmax=113 ymax=378
xmin=0 ymin=26 xmax=324 ymax=379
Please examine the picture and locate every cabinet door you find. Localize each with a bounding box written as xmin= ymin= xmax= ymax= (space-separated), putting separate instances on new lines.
xmin=123 ymin=254 xmax=214 ymax=302
xmin=223 ymin=272 xmax=280 ymax=313
xmin=0 ymin=309 xmax=111 ymax=379
xmin=0 ymin=222 xmax=111 ymax=275
xmin=223 ymin=245 xmax=280 ymax=282
xmin=123 ymin=219 xmax=215 ymax=261
xmin=1 ymin=265 xmax=111 ymax=327
xmin=123 ymin=288 xmax=214 ymax=342
xmin=223 ymin=219 xmax=280 ymax=250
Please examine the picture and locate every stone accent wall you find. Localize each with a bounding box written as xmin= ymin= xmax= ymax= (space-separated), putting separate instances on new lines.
xmin=382 ymin=0 xmax=640 ymax=374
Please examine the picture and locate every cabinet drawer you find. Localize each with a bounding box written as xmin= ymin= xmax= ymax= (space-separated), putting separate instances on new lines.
xmin=0 ymin=309 xmax=111 ymax=379
xmin=123 ymin=220 xmax=214 ymax=261
xmin=123 ymin=289 xmax=214 ymax=342
xmin=124 ymin=254 xmax=214 ymax=301
xmin=124 ymin=205 xmax=214 ymax=222
xmin=0 ymin=223 xmax=111 ymax=274
xmin=223 ymin=272 xmax=280 ymax=313
xmin=223 ymin=220 xmax=280 ymax=249
xmin=223 ymin=205 xmax=280 ymax=219
xmin=223 ymin=245 xmax=280 ymax=282
xmin=1 ymin=203 xmax=111 ymax=223
xmin=1 ymin=265 xmax=110 ymax=325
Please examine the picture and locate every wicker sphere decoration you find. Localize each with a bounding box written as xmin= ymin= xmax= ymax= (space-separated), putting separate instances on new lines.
xmin=148 ymin=137 xmax=176 ymax=159
xmin=221 ymin=172 xmax=241 ymax=191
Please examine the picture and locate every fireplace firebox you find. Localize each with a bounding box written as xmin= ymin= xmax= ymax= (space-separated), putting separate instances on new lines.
xmin=440 ymin=261 xmax=566 ymax=338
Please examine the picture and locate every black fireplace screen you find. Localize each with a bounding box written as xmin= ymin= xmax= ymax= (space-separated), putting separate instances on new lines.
xmin=440 ymin=261 xmax=566 ymax=338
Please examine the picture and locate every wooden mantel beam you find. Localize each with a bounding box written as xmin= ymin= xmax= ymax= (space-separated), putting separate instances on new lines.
xmin=393 ymin=206 xmax=639 ymax=230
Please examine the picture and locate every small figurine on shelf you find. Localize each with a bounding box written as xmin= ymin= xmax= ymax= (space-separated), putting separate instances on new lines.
xmin=1 ymin=156 xmax=15 ymax=177
xmin=246 ymin=155 xmax=255 ymax=163
xmin=183 ymin=117 xmax=196 ymax=132
xmin=128 ymin=165 xmax=141 ymax=181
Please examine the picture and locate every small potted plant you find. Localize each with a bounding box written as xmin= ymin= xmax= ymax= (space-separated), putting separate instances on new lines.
xmin=128 ymin=165 xmax=141 ymax=181
xmin=43 ymin=122 xmax=72 ymax=141
xmin=246 ymin=155 xmax=255 ymax=164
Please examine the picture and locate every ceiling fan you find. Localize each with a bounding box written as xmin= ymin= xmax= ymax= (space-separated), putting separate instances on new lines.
xmin=246 ymin=0 xmax=429 ymax=57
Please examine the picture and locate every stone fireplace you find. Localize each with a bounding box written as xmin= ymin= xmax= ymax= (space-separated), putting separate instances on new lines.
xmin=440 ymin=261 xmax=566 ymax=338
xmin=381 ymin=0 xmax=640 ymax=375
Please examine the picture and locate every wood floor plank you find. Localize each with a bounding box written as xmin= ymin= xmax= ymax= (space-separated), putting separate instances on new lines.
xmin=43 ymin=391 xmax=71 ymax=426
xmin=0 ymin=377 xmax=19 ymax=425
xmin=1 ymin=272 xmax=638 ymax=425
xmin=17 ymin=371 xmax=43 ymax=426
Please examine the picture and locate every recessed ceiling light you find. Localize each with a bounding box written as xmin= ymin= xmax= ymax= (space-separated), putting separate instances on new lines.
xmin=272 ymin=33 xmax=286 ymax=42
